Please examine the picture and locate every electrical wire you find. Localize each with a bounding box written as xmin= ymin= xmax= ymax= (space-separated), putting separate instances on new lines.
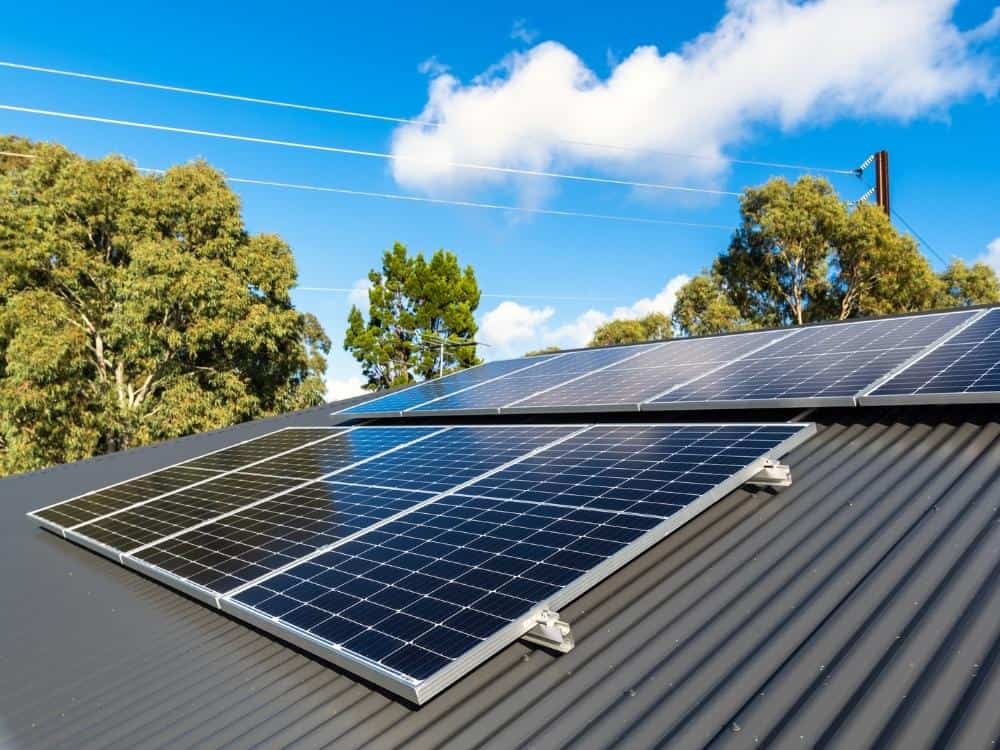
xmin=4 ymin=152 xmax=640 ymax=303
xmin=890 ymin=208 xmax=950 ymax=265
xmin=853 ymin=167 xmax=950 ymax=266
xmin=0 ymin=103 xmax=741 ymax=197
xmin=0 ymin=59 xmax=858 ymax=176
xmin=297 ymin=287 xmax=620 ymax=301
xmin=2 ymin=149 xmax=731 ymax=228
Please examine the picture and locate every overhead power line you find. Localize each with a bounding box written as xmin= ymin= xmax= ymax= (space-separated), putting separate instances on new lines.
xmin=297 ymin=287 xmax=621 ymax=302
xmin=0 ymin=59 xmax=857 ymax=176
xmin=3 ymin=152 xmax=644 ymax=304
xmin=890 ymin=208 xmax=950 ymax=265
xmin=0 ymin=103 xmax=741 ymax=197
xmin=156 ymin=171 xmax=735 ymax=229
xmin=2 ymin=149 xmax=730 ymax=229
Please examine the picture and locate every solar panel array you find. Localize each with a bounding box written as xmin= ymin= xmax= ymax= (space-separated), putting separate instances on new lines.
xmin=33 ymin=305 xmax=1000 ymax=703
xmin=29 ymin=422 xmax=814 ymax=703
xmin=338 ymin=308 xmax=996 ymax=416
xmin=862 ymin=308 xmax=1000 ymax=404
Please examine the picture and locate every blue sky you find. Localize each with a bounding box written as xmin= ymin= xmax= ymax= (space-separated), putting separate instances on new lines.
xmin=1 ymin=0 xmax=998 ymax=397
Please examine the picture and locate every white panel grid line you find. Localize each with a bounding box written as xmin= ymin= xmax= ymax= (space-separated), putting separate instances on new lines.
xmin=330 ymin=362 xmax=493 ymax=416
xmin=225 ymin=499 xmax=648 ymax=668
xmin=642 ymin=310 xmax=978 ymax=410
xmin=221 ymin=422 xmax=817 ymax=703
xmin=62 ymin=428 xmax=351 ymax=531
xmin=639 ymin=328 xmax=803 ymax=404
xmin=417 ymin=422 xmax=817 ymax=703
xmin=121 ymin=427 xmax=454 ymax=558
xmin=397 ymin=352 xmax=571 ymax=414
xmin=459 ymin=423 xmax=788 ymax=516
xmin=332 ymin=354 xmax=565 ymax=417
xmin=26 ymin=425 xmax=292 ymax=520
xmin=26 ymin=427 xmax=343 ymax=533
xmin=856 ymin=307 xmax=993 ymax=398
xmin=233 ymin=473 xmax=441 ymax=495
xmin=221 ymin=425 xmax=595 ymax=602
xmin=501 ymin=342 xmax=670 ymax=409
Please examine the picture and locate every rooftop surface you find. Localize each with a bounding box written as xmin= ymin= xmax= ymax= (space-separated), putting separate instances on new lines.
xmin=2 ymin=398 xmax=998 ymax=749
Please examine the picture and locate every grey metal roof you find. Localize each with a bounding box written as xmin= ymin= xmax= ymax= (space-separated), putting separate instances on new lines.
xmin=2 ymin=402 xmax=998 ymax=749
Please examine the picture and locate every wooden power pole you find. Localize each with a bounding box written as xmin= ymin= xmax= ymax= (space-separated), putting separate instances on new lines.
xmin=874 ymin=150 xmax=890 ymax=217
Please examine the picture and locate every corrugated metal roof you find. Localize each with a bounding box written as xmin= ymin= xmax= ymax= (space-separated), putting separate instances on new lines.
xmin=1 ymin=405 xmax=998 ymax=749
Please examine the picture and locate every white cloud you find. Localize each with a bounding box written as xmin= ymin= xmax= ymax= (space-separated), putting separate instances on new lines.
xmin=478 ymin=275 xmax=690 ymax=356
xmin=511 ymin=18 xmax=539 ymax=45
xmin=480 ymin=300 xmax=555 ymax=355
xmin=326 ymin=374 xmax=366 ymax=402
xmin=611 ymin=274 xmax=690 ymax=320
xmin=348 ymin=277 xmax=371 ymax=312
xmin=978 ymin=237 xmax=1000 ymax=275
xmin=966 ymin=7 xmax=1000 ymax=43
xmin=392 ymin=0 xmax=998 ymax=201
xmin=418 ymin=56 xmax=450 ymax=77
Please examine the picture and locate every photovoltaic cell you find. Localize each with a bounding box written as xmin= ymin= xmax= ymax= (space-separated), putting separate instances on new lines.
xmin=338 ymin=357 xmax=553 ymax=415
xmin=328 ymin=425 xmax=579 ymax=493
xmin=69 ymin=472 xmax=305 ymax=552
xmin=650 ymin=310 xmax=976 ymax=407
xmin=410 ymin=345 xmax=656 ymax=414
xmin=121 ymin=426 xmax=577 ymax=597
xmin=30 ymin=427 xmax=340 ymax=530
xmin=229 ymin=495 xmax=663 ymax=680
xmin=183 ymin=428 xmax=340 ymax=471
xmin=226 ymin=422 xmax=813 ymax=702
xmin=866 ymin=308 xmax=1000 ymax=402
xmin=65 ymin=427 xmax=438 ymax=555
xmin=509 ymin=329 xmax=791 ymax=410
xmin=32 ymin=466 xmax=219 ymax=528
xmin=131 ymin=481 xmax=436 ymax=595
xmin=239 ymin=427 xmax=440 ymax=480
xmin=458 ymin=423 xmax=805 ymax=517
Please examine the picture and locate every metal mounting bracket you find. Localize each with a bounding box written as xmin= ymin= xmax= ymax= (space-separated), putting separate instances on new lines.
xmin=521 ymin=608 xmax=575 ymax=653
xmin=747 ymin=460 xmax=792 ymax=488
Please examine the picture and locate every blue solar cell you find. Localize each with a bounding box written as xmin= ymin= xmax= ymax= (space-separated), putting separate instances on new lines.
xmin=510 ymin=329 xmax=791 ymax=410
xmin=869 ymin=308 xmax=1000 ymax=400
xmin=66 ymin=427 xmax=439 ymax=556
xmin=338 ymin=358 xmax=552 ymax=415
xmin=226 ymin=422 xmax=812 ymax=698
xmin=131 ymin=481 xmax=436 ymax=594
xmin=651 ymin=310 xmax=975 ymax=406
xmin=31 ymin=428 xmax=339 ymax=529
xmin=410 ymin=344 xmax=657 ymax=413
xmin=329 ymin=425 xmax=579 ymax=492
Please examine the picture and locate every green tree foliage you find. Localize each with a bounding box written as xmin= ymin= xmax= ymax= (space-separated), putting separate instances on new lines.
xmin=717 ymin=176 xmax=841 ymax=327
xmin=0 ymin=137 xmax=329 ymax=476
xmin=345 ymin=242 xmax=481 ymax=389
xmin=673 ymin=175 xmax=1000 ymax=336
xmin=831 ymin=202 xmax=941 ymax=318
xmin=937 ymin=260 xmax=1000 ymax=307
xmin=524 ymin=345 xmax=562 ymax=357
xmin=589 ymin=312 xmax=671 ymax=347
xmin=672 ymin=274 xmax=748 ymax=337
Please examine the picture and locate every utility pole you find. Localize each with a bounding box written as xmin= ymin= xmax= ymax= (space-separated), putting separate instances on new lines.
xmin=873 ymin=150 xmax=890 ymax=217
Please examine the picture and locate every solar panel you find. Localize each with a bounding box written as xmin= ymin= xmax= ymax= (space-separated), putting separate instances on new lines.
xmin=408 ymin=344 xmax=658 ymax=415
xmin=58 ymin=427 xmax=441 ymax=559
xmin=129 ymin=481 xmax=436 ymax=596
xmin=222 ymin=422 xmax=814 ymax=703
xmin=121 ymin=425 xmax=578 ymax=600
xmin=862 ymin=308 xmax=1000 ymax=404
xmin=337 ymin=356 xmax=557 ymax=416
xmin=29 ymin=427 xmax=339 ymax=533
xmin=646 ymin=310 xmax=976 ymax=410
xmin=506 ymin=329 xmax=792 ymax=412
